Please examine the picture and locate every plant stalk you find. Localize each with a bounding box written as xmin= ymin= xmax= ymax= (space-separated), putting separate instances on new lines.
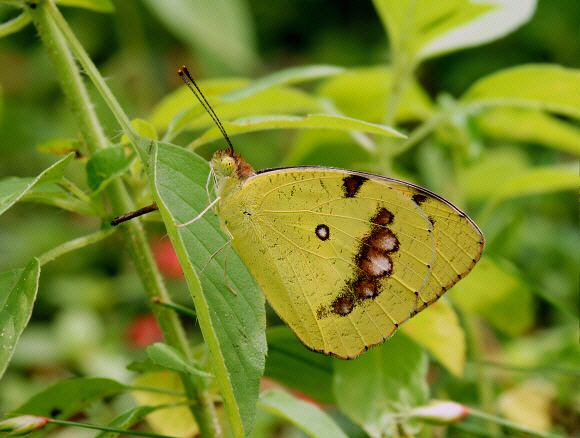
xmin=26 ymin=2 xmax=220 ymax=436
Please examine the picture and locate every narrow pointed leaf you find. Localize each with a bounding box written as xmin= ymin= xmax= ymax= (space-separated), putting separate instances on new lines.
xmin=146 ymin=342 xmax=212 ymax=377
xmin=13 ymin=377 xmax=126 ymax=437
xmin=0 ymin=259 xmax=40 ymax=380
xmin=0 ymin=153 xmax=74 ymax=216
xmin=190 ymin=114 xmax=405 ymax=148
xmin=258 ymin=389 xmax=348 ymax=438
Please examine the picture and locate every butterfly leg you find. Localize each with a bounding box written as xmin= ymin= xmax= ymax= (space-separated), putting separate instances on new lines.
xmin=205 ymin=168 xmax=217 ymax=207
xmin=198 ymin=232 xmax=238 ymax=296
xmin=177 ymin=196 xmax=220 ymax=228
xmin=222 ymin=241 xmax=238 ymax=296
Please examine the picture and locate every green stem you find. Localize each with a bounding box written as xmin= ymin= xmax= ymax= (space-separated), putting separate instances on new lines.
xmin=37 ymin=227 xmax=116 ymax=267
xmin=392 ymin=111 xmax=447 ymax=155
xmin=47 ymin=1 xmax=138 ymax=147
xmin=152 ymin=297 xmax=198 ymax=320
xmin=58 ymin=177 xmax=93 ymax=204
xmin=0 ymin=0 xmax=26 ymax=8
xmin=462 ymin=313 xmax=501 ymax=436
xmin=26 ymin=2 xmax=220 ymax=437
xmin=48 ymin=418 xmax=175 ymax=438
xmin=468 ymin=408 xmax=567 ymax=438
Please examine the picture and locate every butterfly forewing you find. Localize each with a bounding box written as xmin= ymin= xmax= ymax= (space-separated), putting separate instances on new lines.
xmin=221 ymin=168 xmax=442 ymax=358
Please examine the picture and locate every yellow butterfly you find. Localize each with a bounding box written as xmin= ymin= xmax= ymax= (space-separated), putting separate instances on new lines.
xmin=200 ymin=148 xmax=484 ymax=359
xmin=175 ymin=67 xmax=485 ymax=359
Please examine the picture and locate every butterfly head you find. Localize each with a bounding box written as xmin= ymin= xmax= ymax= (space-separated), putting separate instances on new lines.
xmin=210 ymin=149 xmax=256 ymax=182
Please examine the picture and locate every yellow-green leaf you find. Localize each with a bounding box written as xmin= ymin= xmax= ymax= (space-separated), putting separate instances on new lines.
xmin=475 ymin=107 xmax=580 ymax=155
xmin=462 ymin=64 xmax=580 ymax=119
xmin=317 ymin=66 xmax=434 ymax=123
xmin=452 ymin=257 xmax=534 ymax=336
xmin=190 ymin=114 xmax=405 ymax=148
xmin=403 ymin=299 xmax=465 ymax=377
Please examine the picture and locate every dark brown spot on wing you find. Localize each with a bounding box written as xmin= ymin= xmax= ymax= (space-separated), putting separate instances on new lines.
xmin=367 ymin=229 xmax=399 ymax=253
xmin=412 ymin=193 xmax=427 ymax=205
xmin=315 ymin=224 xmax=330 ymax=241
xmin=359 ymin=249 xmax=393 ymax=277
xmin=342 ymin=175 xmax=368 ymax=198
xmin=333 ymin=296 xmax=354 ymax=315
xmin=371 ymin=207 xmax=394 ymax=225
xmin=355 ymin=279 xmax=379 ymax=298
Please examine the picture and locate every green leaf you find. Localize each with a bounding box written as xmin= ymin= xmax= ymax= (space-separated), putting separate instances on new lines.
xmin=459 ymin=147 xmax=530 ymax=201
xmin=221 ymin=65 xmax=345 ymax=101
xmin=479 ymin=165 xmax=579 ymax=222
xmin=140 ymin=0 xmax=258 ymax=74
xmin=54 ymin=0 xmax=114 ymax=13
xmin=0 ymin=259 xmax=40 ymax=380
xmin=281 ymin=129 xmax=372 ymax=167
xmin=0 ymin=11 xmax=32 ymax=39
xmin=185 ymin=88 xmax=323 ymax=132
xmin=417 ymin=0 xmax=536 ymax=60
xmin=265 ymin=326 xmax=334 ymax=404
xmin=149 ymin=141 xmax=266 ymax=438
xmin=452 ymin=257 xmax=534 ymax=336
xmin=150 ymin=78 xmax=250 ymax=132
xmin=85 ymin=145 xmax=135 ymax=194
xmin=475 ymin=107 xmax=580 ymax=155
xmin=0 ymin=153 xmax=74 ymax=216
xmin=121 ymin=118 xmax=158 ymax=145
xmin=190 ymin=114 xmax=405 ymax=148
xmin=95 ymin=405 xmax=158 ymax=438
xmin=462 ymin=64 xmax=580 ymax=120
xmin=154 ymin=66 xmax=343 ymax=140
xmin=13 ymin=377 xmax=126 ymax=437
xmin=373 ymin=0 xmax=495 ymax=62
xmin=131 ymin=371 xmax=198 ymax=437
xmin=334 ymin=334 xmax=429 ymax=438
xmin=20 ymin=187 xmax=100 ymax=217
xmin=36 ymin=138 xmax=85 ymax=158
xmin=258 ymin=389 xmax=348 ymax=438
xmin=146 ymin=342 xmax=212 ymax=377
xmin=317 ymin=66 xmax=434 ymax=123
xmin=402 ymin=298 xmax=465 ymax=377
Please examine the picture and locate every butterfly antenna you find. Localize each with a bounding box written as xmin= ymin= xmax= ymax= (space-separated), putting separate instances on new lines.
xmin=178 ymin=65 xmax=235 ymax=154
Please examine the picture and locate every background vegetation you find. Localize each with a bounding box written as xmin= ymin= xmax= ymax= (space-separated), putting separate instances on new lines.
xmin=0 ymin=0 xmax=578 ymax=437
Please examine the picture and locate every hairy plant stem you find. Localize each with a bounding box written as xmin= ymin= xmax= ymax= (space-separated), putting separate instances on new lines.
xmin=26 ymin=2 xmax=220 ymax=436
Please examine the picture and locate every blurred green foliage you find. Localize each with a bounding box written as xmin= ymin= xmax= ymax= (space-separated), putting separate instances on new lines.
xmin=0 ymin=0 xmax=578 ymax=437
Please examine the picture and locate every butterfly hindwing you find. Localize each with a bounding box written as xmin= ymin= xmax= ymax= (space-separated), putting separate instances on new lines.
xmin=391 ymin=183 xmax=485 ymax=311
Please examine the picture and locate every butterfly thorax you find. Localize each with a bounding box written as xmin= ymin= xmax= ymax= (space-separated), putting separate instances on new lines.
xmin=210 ymin=149 xmax=259 ymax=235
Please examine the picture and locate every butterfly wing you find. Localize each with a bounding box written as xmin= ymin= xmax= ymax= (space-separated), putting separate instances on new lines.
xmin=388 ymin=182 xmax=485 ymax=312
xmin=218 ymin=167 xmax=483 ymax=358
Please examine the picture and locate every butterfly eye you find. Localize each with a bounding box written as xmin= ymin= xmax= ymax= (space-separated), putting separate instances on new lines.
xmin=221 ymin=156 xmax=236 ymax=176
